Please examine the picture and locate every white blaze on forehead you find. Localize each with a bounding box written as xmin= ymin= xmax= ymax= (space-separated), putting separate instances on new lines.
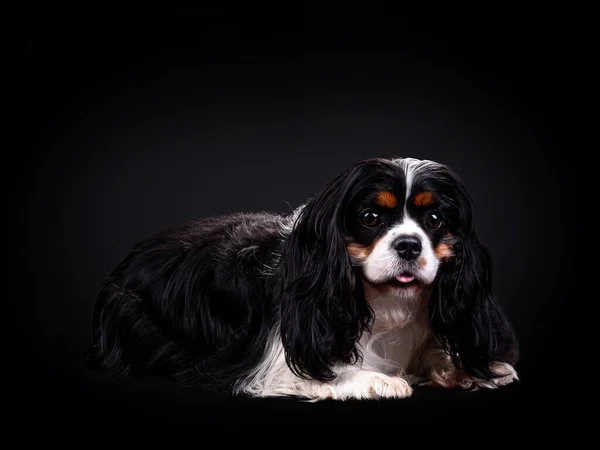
xmin=393 ymin=157 xmax=440 ymax=204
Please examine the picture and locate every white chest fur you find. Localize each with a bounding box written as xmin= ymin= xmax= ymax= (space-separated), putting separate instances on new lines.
xmin=357 ymin=286 xmax=432 ymax=378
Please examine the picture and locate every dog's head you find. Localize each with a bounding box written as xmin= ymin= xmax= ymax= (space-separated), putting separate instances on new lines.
xmin=344 ymin=157 xmax=462 ymax=301
xmin=278 ymin=157 xmax=518 ymax=382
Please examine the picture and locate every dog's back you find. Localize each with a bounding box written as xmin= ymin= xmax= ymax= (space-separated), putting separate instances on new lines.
xmin=86 ymin=212 xmax=288 ymax=390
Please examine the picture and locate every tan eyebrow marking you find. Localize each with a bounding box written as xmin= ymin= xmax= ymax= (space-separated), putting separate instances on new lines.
xmin=414 ymin=191 xmax=435 ymax=207
xmin=375 ymin=191 xmax=398 ymax=209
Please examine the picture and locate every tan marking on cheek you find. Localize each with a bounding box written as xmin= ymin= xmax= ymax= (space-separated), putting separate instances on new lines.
xmin=347 ymin=243 xmax=366 ymax=258
xmin=414 ymin=191 xmax=435 ymax=207
xmin=434 ymin=243 xmax=454 ymax=260
xmin=346 ymin=237 xmax=381 ymax=259
xmin=418 ymin=257 xmax=428 ymax=268
xmin=375 ymin=191 xmax=398 ymax=209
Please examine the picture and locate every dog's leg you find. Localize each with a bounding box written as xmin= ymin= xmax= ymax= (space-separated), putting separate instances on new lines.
xmin=416 ymin=347 xmax=518 ymax=389
xmin=284 ymin=369 xmax=414 ymax=402
xmin=328 ymin=368 xmax=413 ymax=400
xmin=244 ymin=367 xmax=413 ymax=401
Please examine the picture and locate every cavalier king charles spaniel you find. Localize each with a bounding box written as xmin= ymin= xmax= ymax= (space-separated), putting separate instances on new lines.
xmin=86 ymin=157 xmax=519 ymax=400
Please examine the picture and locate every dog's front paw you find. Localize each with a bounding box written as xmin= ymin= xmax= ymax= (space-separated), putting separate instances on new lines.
xmin=368 ymin=374 xmax=413 ymax=399
xmin=425 ymin=360 xmax=518 ymax=390
xmin=477 ymin=362 xmax=519 ymax=389
xmin=334 ymin=371 xmax=413 ymax=400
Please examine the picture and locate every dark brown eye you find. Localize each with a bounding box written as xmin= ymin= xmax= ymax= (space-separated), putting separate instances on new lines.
xmin=425 ymin=211 xmax=443 ymax=230
xmin=361 ymin=211 xmax=381 ymax=227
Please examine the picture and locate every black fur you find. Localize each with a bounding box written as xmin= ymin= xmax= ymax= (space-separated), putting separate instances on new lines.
xmin=278 ymin=159 xmax=398 ymax=381
xmin=421 ymin=164 xmax=520 ymax=379
xmin=86 ymin=213 xmax=286 ymax=391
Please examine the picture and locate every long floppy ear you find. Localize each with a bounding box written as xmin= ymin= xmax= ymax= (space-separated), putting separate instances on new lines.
xmin=277 ymin=160 xmax=384 ymax=382
xmin=430 ymin=170 xmax=519 ymax=381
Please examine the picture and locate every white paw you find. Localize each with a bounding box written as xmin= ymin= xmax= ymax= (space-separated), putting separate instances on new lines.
xmin=368 ymin=374 xmax=413 ymax=399
xmin=424 ymin=361 xmax=518 ymax=390
xmin=460 ymin=362 xmax=518 ymax=390
xmin=462 ymin=362 xmax=519 ymax=390
xmin=333 ymin=371 xmax=413 ymax=400
xmin=489 ymin=362 xmax=519 ymax=387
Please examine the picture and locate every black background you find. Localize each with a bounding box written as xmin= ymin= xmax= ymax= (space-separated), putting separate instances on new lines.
xmin=27 ymin=8 xmax=580 ymax=432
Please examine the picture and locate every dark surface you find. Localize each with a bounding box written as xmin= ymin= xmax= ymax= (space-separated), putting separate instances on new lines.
xmin=26 ymin=9 xmax=579 ymax=431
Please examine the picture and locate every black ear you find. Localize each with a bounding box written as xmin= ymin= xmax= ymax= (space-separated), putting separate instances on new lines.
xmin=430 ymin=171 xmax=519 ymax=380
xmin=277 ymin=160 xmax=384 ymax=382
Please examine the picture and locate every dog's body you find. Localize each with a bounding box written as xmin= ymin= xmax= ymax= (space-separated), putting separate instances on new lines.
xmin=87 ymin=157 xmax=519 ymax=400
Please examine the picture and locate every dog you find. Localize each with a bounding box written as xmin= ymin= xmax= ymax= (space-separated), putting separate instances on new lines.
xmin=86 ymin=156 xmax=519 ymax=400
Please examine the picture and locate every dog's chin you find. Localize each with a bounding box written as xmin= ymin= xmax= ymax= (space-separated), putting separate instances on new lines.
xmin=383 ymin=280 xmax=426 ymax=298
xmin=364 ymin=272 xmax=432 ymax=298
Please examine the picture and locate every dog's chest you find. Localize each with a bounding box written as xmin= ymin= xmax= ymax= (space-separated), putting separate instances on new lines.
xmin=359 ymin=298 xmax=431 ymax=375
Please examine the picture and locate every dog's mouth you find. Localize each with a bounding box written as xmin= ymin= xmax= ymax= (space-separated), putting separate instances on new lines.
xmin=387 ymin=272 xmax=421 ymax=288
xmin=363 ymin=270 xmax=425 ymax=290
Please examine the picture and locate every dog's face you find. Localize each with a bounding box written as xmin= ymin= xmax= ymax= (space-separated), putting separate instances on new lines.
xmin=345 ymin=158 xmax=460 ymax=299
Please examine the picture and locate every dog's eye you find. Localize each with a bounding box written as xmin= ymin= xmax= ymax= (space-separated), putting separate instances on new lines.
xmin=425 ymin=211 xmax=443 ymax=230
xmin=361 ymin=211 xmax=381 ymax=227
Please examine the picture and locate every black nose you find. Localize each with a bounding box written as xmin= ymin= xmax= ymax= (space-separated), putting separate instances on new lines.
xmin=394 ymin=235 xmax=422 ymax=260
